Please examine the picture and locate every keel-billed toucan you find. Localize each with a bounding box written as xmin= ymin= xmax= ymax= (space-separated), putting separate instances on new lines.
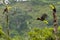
xmin=3 ymin=5 xmax=11 ymax=14
xmin=49 ymin=4 xmax=56 ymax=12
xmin=37 ymin=14 xmax=48 ymax=24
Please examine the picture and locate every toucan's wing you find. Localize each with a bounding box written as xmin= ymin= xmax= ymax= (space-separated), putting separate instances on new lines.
xmin=42 ymin=14 xmax=48 ymax=18
xmin=37 ymin=14 xmax=48 ymax=21
xmin=40 ymin=14 xmax=48 ymax=21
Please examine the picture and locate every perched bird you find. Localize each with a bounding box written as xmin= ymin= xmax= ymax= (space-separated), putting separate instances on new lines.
xmin=37 ymin=14 xmax=48 ymax=24
xmin=3 ymin=5 xmax=12 ymax=14
xmin=3 ymin=6 xmax=8 ymax=14
xmin=49 ymin=4 xmax=56 ymax=12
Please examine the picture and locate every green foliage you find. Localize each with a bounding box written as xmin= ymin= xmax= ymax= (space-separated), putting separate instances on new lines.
xmin=12 ymin=35 xmax=21 ymax=40
xmin=0 ymin=0 xmax=60 ymax=40
xmin=28 ymin=27 xmax=56 ymax=40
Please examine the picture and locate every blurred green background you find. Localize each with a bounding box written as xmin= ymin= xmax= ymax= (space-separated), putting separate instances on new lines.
xmin=0 ymin=0 xmax=60 ymax=40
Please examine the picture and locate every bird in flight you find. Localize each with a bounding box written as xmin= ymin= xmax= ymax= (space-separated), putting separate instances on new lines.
xmin=37 ymin=14 xmax=48 ymax=24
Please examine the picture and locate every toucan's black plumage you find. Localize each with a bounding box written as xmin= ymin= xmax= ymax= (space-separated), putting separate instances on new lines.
xmin=3 ymin=7 xmax=8 ymax=14
xmin=37 ymin=14 xmax=48 ymax=21
xmin=52 ymin=5 xmax=56 ymax=12
xmin=53 ymin=8 xmax=56 ymax=12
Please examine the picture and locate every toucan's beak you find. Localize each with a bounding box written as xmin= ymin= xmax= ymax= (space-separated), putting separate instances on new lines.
xmin=6 ymin=5 xmax=12 ymax=10
xmin=49 ymin=4 xmax=55 ymax=9
xmin=49 ymin=4 xmax=56 ymax=12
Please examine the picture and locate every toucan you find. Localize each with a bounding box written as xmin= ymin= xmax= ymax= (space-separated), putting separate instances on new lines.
xmin=37 ymin=14 xmax=48 ymax=24
xmin=49 ymin=4 xmax=56 ymax=12
xmin=37 ymin=14 xmax=48 ymax=21
xmin=3 ymin=7 xmax=8 ymax=14
xmin=3 ymin=5 xmax=12 ymax=14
